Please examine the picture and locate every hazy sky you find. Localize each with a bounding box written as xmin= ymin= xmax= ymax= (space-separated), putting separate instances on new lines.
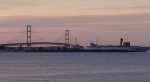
xmin=0 ymin=0 xmax=150 ymax=46
xmin=0 ymin=0 xmax=149 ymax=16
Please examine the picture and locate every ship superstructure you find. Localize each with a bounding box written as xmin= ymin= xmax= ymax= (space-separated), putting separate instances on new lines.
xmin=85 ymin=38 xmax=146 ymax=52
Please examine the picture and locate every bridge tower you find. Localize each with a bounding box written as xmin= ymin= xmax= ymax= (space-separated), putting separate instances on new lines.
xmin=26 ymin=25 xmax=32 ymax=47
xmin=65 ymin=30 xmax=70 ymax=48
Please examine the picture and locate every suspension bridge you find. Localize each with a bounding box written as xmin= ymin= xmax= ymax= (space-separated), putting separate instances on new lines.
xmin=0 ymin=25 xmax=72 ymax=48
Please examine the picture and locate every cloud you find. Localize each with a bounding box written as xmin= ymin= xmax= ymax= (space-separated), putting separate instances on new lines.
xmin=0 ymin=0 xmax=149 ymax=16
xmin=86 ymin=6 xmax=150 ymax=10
xmin=0 ymin=14 xmax=149 ymax=31
xmin=0 ymin=0 xmax=39 ymax=6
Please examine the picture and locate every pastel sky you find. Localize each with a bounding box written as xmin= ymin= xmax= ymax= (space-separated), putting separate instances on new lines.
xmin=0 ymin=0 xmax=150 ymax=16
xmin=0 ymin=0 xmax=150 ymax=46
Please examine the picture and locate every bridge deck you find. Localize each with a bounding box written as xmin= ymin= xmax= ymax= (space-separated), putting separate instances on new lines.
xmin=0 ymin=42 xmax=67 ymax=46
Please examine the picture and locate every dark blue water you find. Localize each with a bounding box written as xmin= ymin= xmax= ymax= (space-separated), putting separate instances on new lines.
xmin=0 ymin=52 xmax=150 ymax=82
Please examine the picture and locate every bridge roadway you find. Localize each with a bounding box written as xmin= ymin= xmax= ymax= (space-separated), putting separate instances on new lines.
xmin=0 ymin=42 xmax=68 ymax=47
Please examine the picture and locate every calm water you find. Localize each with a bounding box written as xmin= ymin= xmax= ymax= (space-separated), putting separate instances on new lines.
xmin=0 ymin=52 xmax=150 ymax=82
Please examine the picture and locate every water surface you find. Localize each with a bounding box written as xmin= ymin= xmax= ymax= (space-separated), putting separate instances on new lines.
xmin=0 ymin=52 xmax=150 ymax=82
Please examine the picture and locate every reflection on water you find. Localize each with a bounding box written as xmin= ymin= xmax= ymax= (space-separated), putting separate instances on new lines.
xmin=0 ymin=52 xmax=150 ymax=82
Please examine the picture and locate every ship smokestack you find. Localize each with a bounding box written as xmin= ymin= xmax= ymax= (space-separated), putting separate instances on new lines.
xmin=120 ymin=38 xmax=123 ymax=46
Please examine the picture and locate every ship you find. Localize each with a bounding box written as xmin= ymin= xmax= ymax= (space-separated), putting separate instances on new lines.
xmin=84 ymin=38 xmax=147 ymax=52
xmin=85 ymin=44 xmax=146 ymax=52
